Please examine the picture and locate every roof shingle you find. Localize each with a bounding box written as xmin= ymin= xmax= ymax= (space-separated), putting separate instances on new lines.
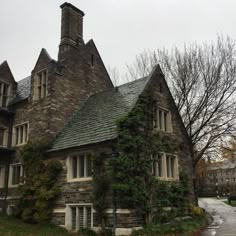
xmin=50 ymin=77 xmax=149 ymax=152
xmin=11 ymin=76 xmax=31 ymax=104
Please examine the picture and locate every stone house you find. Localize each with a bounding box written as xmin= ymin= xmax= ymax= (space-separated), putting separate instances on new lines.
xmin=0 ymin=2 xmax=194 ymax=235
xmin=198 ymin=160 xmax=236 ymax=197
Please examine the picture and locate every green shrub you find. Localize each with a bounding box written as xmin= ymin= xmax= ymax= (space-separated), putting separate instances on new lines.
xmin=17 ymin=141 xmax=62 ymax=223
xmin=78 ymin=228 xmax=97 ymax=236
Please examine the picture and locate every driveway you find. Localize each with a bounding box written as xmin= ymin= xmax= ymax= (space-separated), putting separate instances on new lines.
xmin=199 ymin=198 xmax=236 ymax=236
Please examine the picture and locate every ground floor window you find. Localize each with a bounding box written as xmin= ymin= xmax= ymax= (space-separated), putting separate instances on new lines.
xmin=7 ymin=205 xmax=16 ymax=216
xmin=8 ymin=163 xmax=23 ymax=187
xmin=66 ymin=205 xmax=93 ymax=231
xmin=0 ymin=166 xmax=5 ymax=188
xmin=67 ymin=153 xmax=92 ymax=181
xmin=152 ymin=153 xmax=179 ymax=181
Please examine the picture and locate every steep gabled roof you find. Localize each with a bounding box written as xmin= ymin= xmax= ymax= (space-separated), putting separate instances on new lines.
xmin=0 ymin=60 xmax=16 ymax=85
xmin=10 ymin=76 xmax=31 ymax=104
xmin=33 ymin=48 xmax=52 ymax=72
xmin=50 ymin=76 xmax=150 ymax=152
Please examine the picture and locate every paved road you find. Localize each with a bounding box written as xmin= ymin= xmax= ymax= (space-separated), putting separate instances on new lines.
xmin=199 ymin=198 xmax=236 ymax=236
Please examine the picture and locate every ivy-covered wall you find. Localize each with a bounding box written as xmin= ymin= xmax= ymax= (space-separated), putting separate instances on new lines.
xmin=49 ymin=72 xmax=195 ymax=231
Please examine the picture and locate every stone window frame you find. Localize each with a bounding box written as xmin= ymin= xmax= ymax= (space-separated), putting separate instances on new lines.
xmin=0 ymin=126 xmax=8 ymax=148
xmin=33 ymin=69 xmax=48 ymax=100
xmin=7 ymin=204 xmax=16 ymax=216
xmin=0 ymin=165 xmax=5 ymax=188
xmin=65 ymin=203 xmax=94 ymax=232
xmin=12 ymin=122 xmax=29 ymax=146
xmin=0 ymin=80 xmax=11 ymax=108
xmin=8 ymin=163 xmax=24 ymax=188
xmin=152 ymin=152 xmax=179 ymax=181
xmin=67 ymin=152 xmax=93 ymax=182
xmin=153 ymin=106 xmax=172 ymax=133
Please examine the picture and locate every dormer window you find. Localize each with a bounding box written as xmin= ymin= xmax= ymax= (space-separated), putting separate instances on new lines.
xmin=0 ymin=81 xmax=11 ymax=108
xmin=34 ymin=70 xmax=48 ymax=100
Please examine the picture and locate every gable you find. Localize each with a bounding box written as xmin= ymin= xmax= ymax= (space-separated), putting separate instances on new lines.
xmin=50 ymin=64 xmax=192 ymax=152
xmin=0 ymin=61 xmax=16 ymax=86
xmin=32 ymin=48 xmax=52 ymax=73
xmin=143 ymin=65 xmax=192 ymax=147
xmin=85 ymin=40 xmax=113 ymax=87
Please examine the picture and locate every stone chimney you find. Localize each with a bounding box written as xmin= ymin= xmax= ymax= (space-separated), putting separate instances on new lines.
xmin=58 ymin=2 xmax=85 ymax=59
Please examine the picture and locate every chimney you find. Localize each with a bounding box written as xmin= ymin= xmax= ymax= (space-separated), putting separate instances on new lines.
xmin=59 ymin=2 xmax=85 ymax=59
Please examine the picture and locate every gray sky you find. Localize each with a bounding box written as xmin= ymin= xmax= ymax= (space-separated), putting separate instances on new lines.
xmin=0 ymin=0 xmax=236 ymax=81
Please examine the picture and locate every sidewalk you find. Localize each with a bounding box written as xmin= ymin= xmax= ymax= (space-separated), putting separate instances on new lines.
xmin=199 ymin=198 xmax=236 ymax=236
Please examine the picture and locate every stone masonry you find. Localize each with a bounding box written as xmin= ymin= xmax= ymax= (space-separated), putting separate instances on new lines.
xmin=0 ymin=2 xmax=194 ymax=235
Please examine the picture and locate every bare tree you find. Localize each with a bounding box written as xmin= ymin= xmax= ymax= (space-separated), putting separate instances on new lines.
xmin=126 ymin=36 xmax=236 ymax=168
xmin=107 ymin=66 xmax=121 ymax=87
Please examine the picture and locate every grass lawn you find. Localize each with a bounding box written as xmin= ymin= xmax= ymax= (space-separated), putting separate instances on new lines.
xmin=0 ymin=213 xmax=208 ymax=236
xmin=132 ymin=216 xmax=208 ymax=236
xmin=224 ymin=200 xmax=236 ymax=207
xmin=0 ymin=213 xmax=77 ymax=236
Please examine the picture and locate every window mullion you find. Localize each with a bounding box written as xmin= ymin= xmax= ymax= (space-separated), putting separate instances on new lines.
xmin=76 ymin=207 xmax=79 ymax=232
xmin=77 ymin=156 xmax=80 ymax=178
xmin=45 ymin=71 xmax=48 ymax=96
xmin=17 ymin=127 xmax=20 ymax=145
xmin=161 ymin=111 xmax=164 ymax=131
xmin=84 ymin=155 xmax=87 ymax=177
xmin=163 ymin=153 xmax=167 ymax=179
xmin=22 ymin=125 xmax=25 ymax=144
xmin=84 ymin=207 xmax=87 ymax=228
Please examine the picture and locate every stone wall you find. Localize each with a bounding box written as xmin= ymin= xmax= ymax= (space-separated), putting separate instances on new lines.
xmin=146 ymin=68 xmax=194 ymax=197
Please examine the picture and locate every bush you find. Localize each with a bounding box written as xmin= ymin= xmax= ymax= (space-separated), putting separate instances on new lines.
xmin=78 ymin=228 xmax=97 ymax=236
xmin=17 ymin=141 xmax=63 ymax=223
xmin=189 ymin=204 xmax=205 ymax=217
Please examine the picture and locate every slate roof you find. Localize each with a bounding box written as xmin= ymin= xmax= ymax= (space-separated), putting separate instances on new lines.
xmin=50 ymin=76 xmax=149 ymax=152
xmin=11 ymin=76 xmax=31 ymax=104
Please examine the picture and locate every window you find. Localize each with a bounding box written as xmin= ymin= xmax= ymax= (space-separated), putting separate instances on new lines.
xmin=152 ymin=153 xmax=178 ymax=180
xmin=7 ymin=205 xmax=17 ymax=216
xmin=166 ymin=154 xmax=176 ymax=178
xmin=153 ymin=107 xmax=172 ymax=132
xmin=66 ymin=205 xmax=93 ymax=231
xmin=13 ymin=123 xmax=29 ymax=146
xmin=0 ymin=82 xmax=11 ymax=108
xmin=0 ymin=166 xmax=5 ymax=188
xmin=9 ymin=164 xmax=23 ymax=187
xmin=152 ymin=154 xmax=164 ymax=178
xmin=34 ymin=70 xmax=48 ymax=100
xmin=0 ymin=127 xmax=8 ymax=147
xmin=67 ymin=154 xmax=92 ymax=181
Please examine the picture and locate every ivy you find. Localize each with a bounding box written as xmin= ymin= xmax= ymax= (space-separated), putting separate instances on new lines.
xmin=109 ymin=94 xmax=188 ymax=224
xmin=17 ymin=141 xmax=62 ymax=223
xmin=92 ymin=153 xmax=111 ymax=230
xmin=153 ymin=171 xmax=190 ymax=223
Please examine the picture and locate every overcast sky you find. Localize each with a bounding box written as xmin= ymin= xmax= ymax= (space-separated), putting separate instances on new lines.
xmin=0 ymin=0 xmax=236 ymax=81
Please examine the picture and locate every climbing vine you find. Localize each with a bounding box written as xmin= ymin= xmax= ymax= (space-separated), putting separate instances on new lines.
xmin=109 ymin=93 xmax=188 ymax=224
xmin=153 ymin=171 xmax=190 ymax=223
xmin=92 ymin=153 xmax=111 ymax=230
xmin=17 ymin=141 xmax=62 ymax=223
